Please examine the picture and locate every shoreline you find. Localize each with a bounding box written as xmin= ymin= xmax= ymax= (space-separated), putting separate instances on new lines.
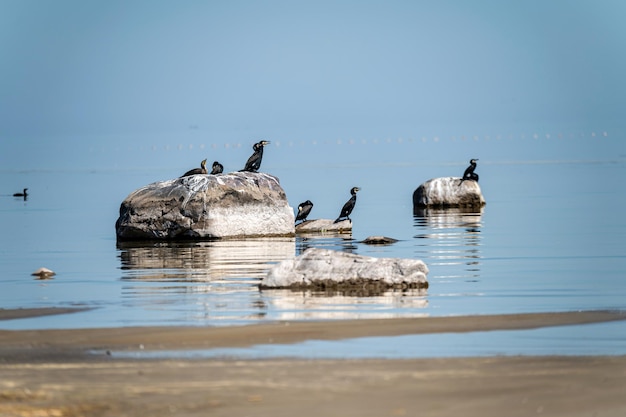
xmin=1 ymin=309 xmax=625 ymax=354
xmin=2 ymin=309 xmax=626 ymax=416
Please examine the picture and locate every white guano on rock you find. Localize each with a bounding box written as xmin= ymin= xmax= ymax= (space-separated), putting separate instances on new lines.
xmin=413 ymin=177 xmax=486 ymax=209
xmin=115 ymin=172 xmax=295 ymax=240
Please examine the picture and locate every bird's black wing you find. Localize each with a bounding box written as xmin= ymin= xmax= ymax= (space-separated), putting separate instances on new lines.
xmin=181 ymin=168 xmax=203 ymax=177
xmin=243 ymin=152 xmax=262 ymax=172
xmin=296 ymin=204 xmax=312 ymax=222
xmin=339 ymin=196 xmax=356 ymax=218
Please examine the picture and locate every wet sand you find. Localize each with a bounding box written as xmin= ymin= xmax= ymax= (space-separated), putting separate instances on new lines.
xmin=1 ymin=310 xmax=626 ymax=417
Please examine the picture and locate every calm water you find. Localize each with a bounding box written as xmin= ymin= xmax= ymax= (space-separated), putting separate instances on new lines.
xmin=1 ymin=135 xmax=625 ymax=356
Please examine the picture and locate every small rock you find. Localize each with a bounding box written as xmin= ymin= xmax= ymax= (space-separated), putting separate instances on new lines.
xmin=295 ymin=219 xmax=352 ymax=234
xmin=31 ymin=267 xmax=55 ymax=279
xmin=360 ymin=236 xmax=398 ymax=245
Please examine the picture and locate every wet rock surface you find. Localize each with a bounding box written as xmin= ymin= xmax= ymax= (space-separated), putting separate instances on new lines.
xmin=115 ymin=172 xmax=295 ymax=240
xmin=413 ymin=177 xmax=486 ymax=209
xmin=260 ymin=248 xmax=429 ymax=290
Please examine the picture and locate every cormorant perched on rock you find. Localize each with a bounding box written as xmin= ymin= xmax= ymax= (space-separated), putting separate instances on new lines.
xmin=181 ymin=159 xmax=207 ymax=177
xmin=295 ymin=200 xmax=314 ymax=224
xmin=241 ymin=140 xmax=270 ymax=172
xmin=334 ymin=187 xmax=360 ymax=223
xmin=13 ymin=188 xmax=28 ymax=198
xmin=210 ymin=161 xmax=224 ymax=174
xmin=459 ymin=159 xmax=479 ymax=185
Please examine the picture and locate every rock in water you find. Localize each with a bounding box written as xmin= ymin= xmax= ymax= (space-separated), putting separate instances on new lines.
xmin=116 ymin=172 xmax=295 ymax=240
xmin=260 ymin=248 xmax=428 ymax=290
xmin=31 ymin=267 xmax=55 ymax=279
xmin=360 ymin=236 xmax=398 ymax=245
xmin=295 ymin=219 xmax=352 ymax=234
xmin=413 ymin=177 xmax=486 ymax=209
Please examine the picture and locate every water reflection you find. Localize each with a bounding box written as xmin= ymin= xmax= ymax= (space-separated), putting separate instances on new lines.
xmin=118 ymin=238 xmax=295 ymax=282
xmin=413 ymin=208 xmax=483 ymax=282
xmin=116 ymin=235 xmax=429 ymax=324
xmin=296 ymin=233 xmax=357 ymax=255
xmin=260 ymin=289 xmax=428 ymax=320
xmin=117 ymin=238 xmax=296 ymax=322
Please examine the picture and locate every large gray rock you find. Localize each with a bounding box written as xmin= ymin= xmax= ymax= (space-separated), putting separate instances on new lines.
xmin=260 ymin=248 xmax=429 ymax=290
xmin=413 ymin=177 xmax=486 ymax=209
xmin=116 ymin=172 xmax=295 ymax=240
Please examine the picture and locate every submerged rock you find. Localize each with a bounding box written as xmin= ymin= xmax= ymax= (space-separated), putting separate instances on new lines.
xmin=260 ymin=248 xmax=428 ymax=290
xmin=295 ymin=219 xmax=352 ymax=234
xmin=360 ymin=236 xmax=398 ymax=245
xmin=115 ymin=172 xmax=295 ymax=240
xmin=413 ymin=177 xmax=486 ymax=209
xmin=31 ymin=267 xmax=55 ymax=279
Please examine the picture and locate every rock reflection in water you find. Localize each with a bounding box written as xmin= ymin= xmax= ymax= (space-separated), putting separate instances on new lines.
xmin=413 ymin=207 xmax=483 ymax=282
xmin=115 ymin=234 xmax=431 ymax=324
xmin=261 ymin=288 xmax=428 ymax=320
xmin=117 ymin=238 xmax=296 ymax=322
xmin=118 ymin=238 xmax=296 ymax=282
xmin=296 ymin=232 xmax=357 ymax=255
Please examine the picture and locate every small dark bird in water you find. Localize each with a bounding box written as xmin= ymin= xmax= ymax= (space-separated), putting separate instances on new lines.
xmin=181 ymin=159 xmax=207 ymax=177
xmin=210 ymin=161 xmax=224 ymax=174
xmin=241 ymin=140 xmax=270 ymax=172
xmin=334 ymin=187 xmax=360 ymax=223
xmin=459 ymin=159 xmax=479 ymax=185
xmin=13 ymin=188 xmax=28 ymax=198
xmin=295 ymin=200 xmax=314 ymax=224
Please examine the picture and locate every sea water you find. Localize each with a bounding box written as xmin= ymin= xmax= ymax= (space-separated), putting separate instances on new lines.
xmin=1 ymin=131 xmax=625 ymax=357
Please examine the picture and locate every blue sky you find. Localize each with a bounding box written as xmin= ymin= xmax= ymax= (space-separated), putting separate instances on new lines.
xmin=1 ymin=1 xmax=625 ymax=169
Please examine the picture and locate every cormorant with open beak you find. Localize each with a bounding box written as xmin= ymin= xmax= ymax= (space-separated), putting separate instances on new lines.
xmin=295 ymin=200 xmax=314 ymax=224
xmin=241 ymin=140 xmax=270 ymax=172
xmin=334 ymin=187 xmax=360 ymax=223
xmin=181 ymin=159 xmax=207 ymax=177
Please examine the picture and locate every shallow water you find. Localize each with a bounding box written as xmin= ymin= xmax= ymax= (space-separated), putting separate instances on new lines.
xmin=103 ymin=320 xmax=626 ymax=360
xmin=1 ymin=136 xmax=625 ymax=356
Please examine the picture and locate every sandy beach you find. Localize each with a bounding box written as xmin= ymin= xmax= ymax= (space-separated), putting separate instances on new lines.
xmin=1 ymin=309 xmax=626 ymax=417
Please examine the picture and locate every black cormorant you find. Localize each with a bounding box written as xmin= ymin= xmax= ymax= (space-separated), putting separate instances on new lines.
xmin=181 ymin=159 xmax=207 ymax=177
xmin=295 ymin=200 xmax=314 ymax=224
xmin=211 ymin=161 xmax=224 ymax=174
xmin=13 ymin=188 xmax=28 ymax=198
xmin=459 ymin=159 xmax=479 ymax=185
xmin=241 ymin=140 xmax=270 ymax=172
xmin=334 ymin=187 xmax=360 ymax=223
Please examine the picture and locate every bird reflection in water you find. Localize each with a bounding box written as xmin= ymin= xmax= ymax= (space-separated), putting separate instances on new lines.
xmin=296 ymin=234 xmax=357 ymax=256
